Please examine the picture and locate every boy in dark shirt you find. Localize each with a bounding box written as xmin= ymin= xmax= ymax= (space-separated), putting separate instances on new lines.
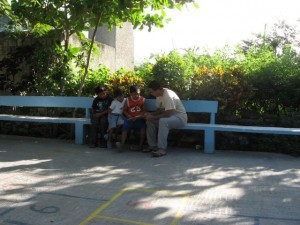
xmin=89 ymin=85 xmax=113 ymax=148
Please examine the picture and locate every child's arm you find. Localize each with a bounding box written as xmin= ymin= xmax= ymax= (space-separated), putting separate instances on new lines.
xmin=122 ymin=99 xmax=132 ymax=119
xmin=140 ymin=98 xmax=147 ymax=116
xmin=108 ymin=108 xmax=112 ymax=114
xmin=108 ymin=100 xmax=115 ymax=115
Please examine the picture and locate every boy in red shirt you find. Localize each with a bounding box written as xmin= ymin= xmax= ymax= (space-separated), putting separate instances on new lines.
xmin=116 ymin=85 xmax=146 ymax=152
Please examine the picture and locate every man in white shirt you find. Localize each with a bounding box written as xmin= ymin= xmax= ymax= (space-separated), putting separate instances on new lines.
xmin=144 ymin=80 xmax=187 ymax=157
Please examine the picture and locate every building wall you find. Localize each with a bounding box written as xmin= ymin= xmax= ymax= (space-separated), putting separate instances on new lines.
xmin=89 ymin=22 xmax=134 ymax=71
xmin=90 ymin=25 xmax=116 ymax=48
xmin=115 ymin=22 xmax=134 ymax=71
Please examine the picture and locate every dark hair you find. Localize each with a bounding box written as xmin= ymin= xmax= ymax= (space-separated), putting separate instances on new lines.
xmin=95 ymin=85 xmax=106 ymax=94
xmin=148 ymin=80 xmax=163 ymax=90
xmin=130 ymin=85 xmax=140 ymax=94
xmin=113 ymin=88 xmax=123 ymax=98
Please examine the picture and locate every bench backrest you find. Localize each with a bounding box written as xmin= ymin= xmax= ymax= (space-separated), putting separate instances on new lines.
xmin=0 ymin=96 xmax=93 ymax=107
xmin=0 ymin=96 xmax=93 ymax=118
xmin=145 ymin=99 xmax=218 ymax=124
xmin=0 ymin=96 xmax=219 ymax=123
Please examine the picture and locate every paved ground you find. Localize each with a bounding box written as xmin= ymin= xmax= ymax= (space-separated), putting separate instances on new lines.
xmin=0 ymin=134 xmax=299 ymax=225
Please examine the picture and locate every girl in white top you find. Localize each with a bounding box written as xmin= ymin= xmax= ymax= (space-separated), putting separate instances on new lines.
xmin=107 ymin=88 xmax=126 ymax=148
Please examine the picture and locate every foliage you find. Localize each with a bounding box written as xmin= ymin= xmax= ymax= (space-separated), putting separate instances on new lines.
xmin=241 ymin=20 xmax=300 ymax=56
xmin=148 ymin=50 xmax=195 ymax=99
xmin=106 ymin=69 xmax=145 ymax=97
xmin=243 ymin=46 xmax=300 ymax=114
xmin=195 ymin=46 xmax=241 ymax=69
xmin=134 ymin=60 xmax=154 ymax=84
xmin=190 ymin=65 xmax=254 ymax=116
xmin=134 ymin=20 xmax=300 ymax=121
xmin=3 ymin=0 xmax=197 ymax=97
xmin=0 ymin=31 xmax=90 ymax=96
xmin=83 ymin=65 xmax=113 ymax=96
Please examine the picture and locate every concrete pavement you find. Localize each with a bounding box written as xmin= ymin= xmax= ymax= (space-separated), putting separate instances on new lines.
xmin=0 ymin=135 xmax=299 ymax=225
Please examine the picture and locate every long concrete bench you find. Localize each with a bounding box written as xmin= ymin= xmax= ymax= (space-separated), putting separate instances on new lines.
xmin=1 ymin=96 xmax=299 ymax=153
xmin=0 ymin=96 xmax=93 ymax=144
xmin=145 ymin=99 xmax=219 ymax=153
xmin=145 ymin=99 xmax=300 ymax=153
xmin=0 ymin=97 xmax=220 ymax=150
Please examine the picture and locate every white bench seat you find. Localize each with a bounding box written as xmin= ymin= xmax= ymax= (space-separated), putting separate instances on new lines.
xmin=145 ymin=99 xmax=300 ymax=153
xmin=0 ymin=96 xmax=93 ymax=145
xmin=214 ymin=124 xmax=300 ymax=135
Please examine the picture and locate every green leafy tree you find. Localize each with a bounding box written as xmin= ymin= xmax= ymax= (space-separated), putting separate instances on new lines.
xmin=239 ymin=21 xmax=300 ymax=115
xmin=149 ymin=50 xmax=196 ymax=99
xmin=242 ymin=45 xmax=300 ymax=115
xmin=241 ymin=20 xmax=299 ymax=57
xmin=3 ymin=0 xmax=198 ymax=96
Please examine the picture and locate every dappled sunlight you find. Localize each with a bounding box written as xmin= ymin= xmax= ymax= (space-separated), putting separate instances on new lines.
xmin=85 ymin=186 xmax=191 ymax=225
xmin=281 ymin=176 xmax=300 ymax=187
xmin=0 ymin=159 xmax=52 ymax=169
xmin=82 ymin=166 xmax=116 ymax=173
xmin=282 ymin=198 xmax=292 ymax=203
xmin=83 ymin=167 xmax=131 ymax=176
xmin=1 ymin=136 xmax=299 ymax=225
xmin=168 ymin=159 xmax=300 ymax=224
xmin=199 ymin=186 xmax=244 ymax=202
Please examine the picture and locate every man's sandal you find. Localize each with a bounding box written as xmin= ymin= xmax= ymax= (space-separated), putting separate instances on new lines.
xmin=152 ymin=149 xmax=167 ymax=157
xmin=142 ymin=147 xmax=158 ymax=153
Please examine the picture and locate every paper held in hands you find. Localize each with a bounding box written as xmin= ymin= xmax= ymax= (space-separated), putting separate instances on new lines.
xmin=128 ymin=115 xmax=144 ymax=120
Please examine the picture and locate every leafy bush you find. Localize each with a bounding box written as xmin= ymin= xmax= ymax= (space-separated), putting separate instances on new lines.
xmin=190 ymin=65 xmax=254 ymax=117
xmin=83 ymin=65 xmax=112 ymax=96
xmin=150 ymin=50 xmax=194 ymax=99
xmin=243 ymin=45 xmax=300 ymax=115
xmin=106 ymin=69 xmax=145 ymax=96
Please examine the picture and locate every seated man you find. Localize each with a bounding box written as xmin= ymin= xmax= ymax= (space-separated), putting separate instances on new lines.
xmin=143 ymin=80 xmax=188 ymax=157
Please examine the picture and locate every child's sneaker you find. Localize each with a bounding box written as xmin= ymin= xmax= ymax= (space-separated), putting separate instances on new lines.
xmin=103 ymin=134 xmax=108 ymax=140
xmin=107 ymin=141 xmax=113 ymax=149
xmin=116 ymin=142 xmax=123 ymax=152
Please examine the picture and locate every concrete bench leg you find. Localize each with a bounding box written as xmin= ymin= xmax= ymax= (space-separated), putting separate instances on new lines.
xmin=204 ymin=128 xmax=215 ymax=154
xmin=75 ymin=123 xmax=85 ymax=145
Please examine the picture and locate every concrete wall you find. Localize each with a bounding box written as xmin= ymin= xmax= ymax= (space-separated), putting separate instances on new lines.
xmin=89 ymin=22 xmax=134 ymax=71
xmin=115 ymin=22 xmax=134 ymax=71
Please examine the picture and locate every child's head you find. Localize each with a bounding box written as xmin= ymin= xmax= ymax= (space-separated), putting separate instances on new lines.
xmin=95 ymin=85 xmax=107 ymax=99
xmin=113 ymin=88 xmax=124 ymax=102
xmin=129 ymin=85 xmax=141 ymax=100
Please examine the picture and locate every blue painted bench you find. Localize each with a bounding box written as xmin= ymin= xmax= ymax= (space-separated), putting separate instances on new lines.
xmin=0 ymin=96 xmax=93 ymax=144
xmin=145 ymin=99 xmax=300 ymax=154
xmin=1 ymin=96 xmax=299 ymax=153
xmin=145 ymin=99 xmax=218 ymax=153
